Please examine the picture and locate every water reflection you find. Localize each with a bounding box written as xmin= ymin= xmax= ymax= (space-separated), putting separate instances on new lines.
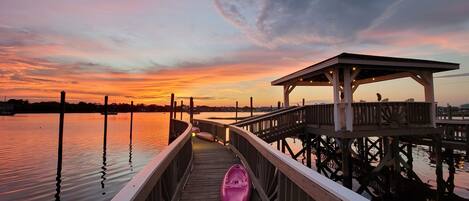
xmin=55 ymin=168 xmax=62 ymax=201
xmin=101 ymin=142 xmax=107 ymax=195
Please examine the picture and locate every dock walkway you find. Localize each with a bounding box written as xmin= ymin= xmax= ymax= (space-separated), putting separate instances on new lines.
xmin=180 ymin=137 xmax=238 ymax=201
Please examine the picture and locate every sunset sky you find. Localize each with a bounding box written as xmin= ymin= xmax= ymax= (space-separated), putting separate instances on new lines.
xmin=1 ymin=0 xmax=468 ymax=106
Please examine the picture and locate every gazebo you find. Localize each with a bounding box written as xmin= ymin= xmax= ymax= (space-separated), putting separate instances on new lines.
xmin=272 ymin=53 xmax=459 ymax=133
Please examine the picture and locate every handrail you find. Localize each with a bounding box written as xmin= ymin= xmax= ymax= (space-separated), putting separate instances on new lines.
xmin=112 ymin=119 xmax=192 ymax=201
xmin=196 ymin=118 xmax=366 ymax=201
xmin=232 ymin=106 xmax=297 ymax=125
xmin=228 ymin=125 xmax=367 ymax=201
xmin=233 ymin=106 xmax=303 ymax=127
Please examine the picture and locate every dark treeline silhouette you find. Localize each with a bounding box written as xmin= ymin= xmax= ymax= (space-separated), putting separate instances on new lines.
xmin=2 ymin=99 xmax=275 ymax=113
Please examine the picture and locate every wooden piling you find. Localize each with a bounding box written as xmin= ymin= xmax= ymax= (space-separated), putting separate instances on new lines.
xmin=466 ymin=125 xmax=469 ymax=160
xmin=435 ymin=133 xmax=444 ymax=200
xmin=250 ymin=97 xmax=253 ymax=117
xmin=180 ymin=100 xmax=183 ymax=120
xmin=103 ymin=96 xmax=108 ymax=149
xmin=57 ymin=91 xmax=65 ymax=172
xmin=189 ymin=97 xmax=194 ymax=124
xmin=235 ymin=101 xmax=238 ymax=122
xmin=278 ymin=101 xmax=281 ymax=109
xmin=173 ymin=101 xmax=177 ymax=119
xmin=168 ymin=93 xmax=175 ymax=144
xmin=306 ymin=134 xmax=311 ymax=168
xmin=302 ymin=98 xmax=305 ymax=106
xmin=130 ymin=101 xmax=133 ymax=142
xmin=341 ymin=139 xmax=352 ymax=189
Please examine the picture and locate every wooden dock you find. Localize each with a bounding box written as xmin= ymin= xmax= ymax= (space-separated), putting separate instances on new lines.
xmin=180 ymin=137 xmax=238 ymax=201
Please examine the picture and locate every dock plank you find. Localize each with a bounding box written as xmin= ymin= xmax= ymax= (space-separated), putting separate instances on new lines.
xmin=180 ymin=137 xmax=238 ymax=201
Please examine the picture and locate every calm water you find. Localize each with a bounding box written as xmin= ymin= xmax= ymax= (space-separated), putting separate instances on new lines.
xmin=1 ymin=112 xmax=469 ymax=200
xmin=0 ymin=112 xmax=255 ymax=201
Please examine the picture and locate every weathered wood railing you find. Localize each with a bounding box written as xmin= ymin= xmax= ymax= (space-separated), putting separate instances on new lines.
xmin=232 ymin=102 xmax=433 ymax=140
xmin=436 ymin=120 xmax=469 ymax=152
xmin=352 ymin=102 xmax=432 ymax=127
xmin=112 ymin=119 xmax=192 ymax=201
xmin=194 ymin=119 xmax=227 ymax=144
xmin=233 ymin=106 xmax=307 ymax=142
xmin=305 ymin=104 xmax=334 ymax=125
xmin=228 ymin=124 xmax=366 ymax=201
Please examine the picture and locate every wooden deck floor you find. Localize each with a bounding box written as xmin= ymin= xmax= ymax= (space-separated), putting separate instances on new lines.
xmin=180 ymin=137 xmax=238 ymax=201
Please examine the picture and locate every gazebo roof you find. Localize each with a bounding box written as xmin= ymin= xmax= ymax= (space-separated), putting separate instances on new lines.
xmin=272 ymin=53 xmax=459 ymax=86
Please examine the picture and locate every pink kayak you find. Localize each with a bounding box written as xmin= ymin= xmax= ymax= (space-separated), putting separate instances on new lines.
xmin=221 ymin=164 xmax=251 ymax=201
xmin=196 ymin=132 xmax=215 ymax=142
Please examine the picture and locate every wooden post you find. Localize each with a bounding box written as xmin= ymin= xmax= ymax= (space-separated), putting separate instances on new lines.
xmin=56 ymin=91 xmax=65 ymax=199
xmin=343 ymin=67 xmax=353 ymax=131
xmin=331 ymin=68 xmax=341 ymax=131
xmin=306 ymin=134 xmax=311 ymax=168
xmin=250 ymin=97 xmax=253 ymax=117
xmin=466 ymin=125 xmax=469 ymax=160
xmin=315 ymin=135 xmax=322 ymax=173
xmin=341 ymin=138 xmax=352 ymax=189
xmin=448 ymin=105 xmax=453 ymax=120
xmin=130 ymin=101 xmax=133 ymax=142
xmin=281 ymin=140 xmax=286 ymax=153
xmin=173 ymin=101 xmax=177 ymax=119
xmin=302 ymin=98 xmax=305 ymax=106
xmin=103 ymin=96 xmax=108 ymax=148
xmin=235 ymin=101 xmax=238 ymax=122
xmin=190 ymin=97 xmax=194 ymax=124
xmin=180 ymin=100 xmax=183 ymax=120
xmin=168 ymin=94 xmax=174 ymax=144
xmin=434 ymin=134 xmax=444 ymax=200
xmin=278 ymin=101 xmax=281 ymax=109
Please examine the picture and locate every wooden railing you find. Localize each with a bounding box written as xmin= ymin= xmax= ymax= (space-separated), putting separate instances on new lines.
xmin=194 ymin=119 xmax=227 ymax=144
xmin=227 ymin=124 xmax=367 ymax=201
xmin=233 ymin=106 xmax=307 ymax=142
xmin=112 ymin=119 xmax=192 ymax=201
xmin=305 ymin=104 xmax=334 ymax=125
xmin=436 ymin=120 xmax=469 ymax=151
xmin=352 ymin=102 xmax=432 ymax=127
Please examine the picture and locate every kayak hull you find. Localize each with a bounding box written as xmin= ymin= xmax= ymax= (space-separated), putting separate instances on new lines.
xmin=221 ymin=164 xmax=251 ymax=201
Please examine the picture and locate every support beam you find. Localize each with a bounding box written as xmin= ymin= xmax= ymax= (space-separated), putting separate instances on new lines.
xmin=356 ymin=72 xmax=412 ymax=85
xmin=411 ymin=71 xmax=436 ymax=127
xmin=422 ymin=72 xmax=436 ymax=127
xmin=343 ymin=67 xmax=353 ymax=131
xmin=331 ymin=68 xmax=341 ymax=131
xmin=283 ymin=84 xmax=295 ymax=108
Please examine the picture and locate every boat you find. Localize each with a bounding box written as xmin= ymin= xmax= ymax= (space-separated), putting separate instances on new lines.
xmin=195 ymin=132 xmax=215 ymax=142
xmin=221 ymin=164 xmax=251 ymax=201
